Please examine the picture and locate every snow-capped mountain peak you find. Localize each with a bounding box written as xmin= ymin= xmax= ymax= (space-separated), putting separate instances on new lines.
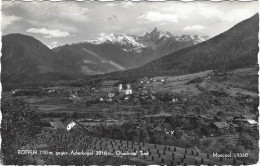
xmin=85 ymin=33 xmax=145 ymax=52
xmin=143 ymin=27 xmax=170 ymax=41
xmin=82 ymin=28 xmax=209 ymax=53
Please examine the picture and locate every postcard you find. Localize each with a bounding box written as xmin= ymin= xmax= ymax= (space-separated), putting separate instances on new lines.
xmin=1 ymin=0 xmax=259 ymax=165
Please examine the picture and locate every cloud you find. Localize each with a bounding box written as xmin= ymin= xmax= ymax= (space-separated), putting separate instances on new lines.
xmin=183 ymin=25 xmax=205 ymax=31
xmin=47 ymin=41 xmax=59 ymax=48
xmin=27 ymin=20 xmax=78 ymax=33
xmin=121 ymin=2 xmax=135 ymax=8
xmin=104 ymin=3 xmax=116 ymax=7
xmin=138 ymin=12 xmax=178 ymax=24
xmin=26 ymin=28 xmax=73 ymax=38
xmin=215 ymin=9 xmax=256 ymax=22
xmin=158 ymin=23 xmax=168 ymax=26
xmin=20 ymin=2 xmax=90 ymax=22
xmin=104 ymin=1 xmax=134 ymax=8
xmin=2 ymin=14 xmax=22 ymax=30
xmin=162 ymin=3 xmax=256 ymax=23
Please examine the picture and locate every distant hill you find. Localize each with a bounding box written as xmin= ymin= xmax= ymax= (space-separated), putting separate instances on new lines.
xmin=2 ymin=29 xmax=209 ymax=85
xmin=1 ymin=33 xmax=83 ymax=83
xmin=2 ymin=13 xmax=257 ymax=85
xmin=104 ymin=13 xmax=258 ymax=79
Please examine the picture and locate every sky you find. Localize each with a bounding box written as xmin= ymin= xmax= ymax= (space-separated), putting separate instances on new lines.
xmin=2 ymin=1 xmax=258 ymax=48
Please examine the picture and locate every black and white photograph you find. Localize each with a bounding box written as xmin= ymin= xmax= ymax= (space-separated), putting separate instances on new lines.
xmin=1 ymin=0 xmax=259 ymax=165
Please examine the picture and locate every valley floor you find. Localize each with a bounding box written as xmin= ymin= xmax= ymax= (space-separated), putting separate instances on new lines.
xmin=2 ymin=66 xmax=259 ymax=165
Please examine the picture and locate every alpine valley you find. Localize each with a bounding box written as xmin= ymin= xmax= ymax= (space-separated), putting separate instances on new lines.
xmin=2 ymin=28 xmax=209 ymax=83
xmin=53 ymin=28 xmax=209 ymax=74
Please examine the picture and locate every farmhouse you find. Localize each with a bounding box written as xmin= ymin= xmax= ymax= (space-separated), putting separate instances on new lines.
xmin=211 ymin=121 xmax=229 ymax=134
xmin=240 ymin=114 xmax=256 ymax=120
xmin=244 ymin=119 xmax=258 ymax=126
xmin=224 ymin=116 xmax=234 ymax=122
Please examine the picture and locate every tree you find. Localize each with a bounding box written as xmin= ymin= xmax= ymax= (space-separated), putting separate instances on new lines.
xmin=111 ymin=125 xmax=126 ymax=140
xmin=229 ymin=126 xmax=236 ymax=134
xmin=234 ymin=145 xmax=245 ymax=153
xmin=1 ymin=98 xmax=40 ymax=164
xmin=130 ymin=129 xmax=140 ymax=142
xmin=216 ymin=110 xmax=224 ymax=117
xmin=174 ymin=127 xmax=184 ymax=139
xmin=201 ymin=139 xmax=213 ymax=148
xmin=182 ymin=119 xmax=191 ymax=129
xmin=72 ymin=111 xmax=79 ymax=119
xmin=239 ymin=132 xmax=254 ymax=149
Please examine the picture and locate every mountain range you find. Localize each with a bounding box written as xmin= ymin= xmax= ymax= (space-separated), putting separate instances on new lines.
xmin=2 ymin=28 xmax=209 ymax=83
xmin=106 ymin=13 xmax=259 ymax=79
xmin=53 ymin=28 xmax=209 ymax=74
xmin=1 ymin=13 xmax=258 ymax=84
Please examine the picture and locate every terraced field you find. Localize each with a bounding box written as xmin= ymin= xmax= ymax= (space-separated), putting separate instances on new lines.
xmin=42 ymin=133 xmax=248 ymax=165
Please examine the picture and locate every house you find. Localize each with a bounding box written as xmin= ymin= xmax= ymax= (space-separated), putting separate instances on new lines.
xmin=124 ymin=96 xmax=130 ymax=100
xmin=38 ymin=118 xmax=65 ymax=139
xmin=50 ymin=121 xmax=64 ymax=130
xmin=233 ymin=114 xmax=257 ymax=123
xmin=152 ymin=125 xmax=164 ymax=132
xmin=64 ymin=120 xmax=86 ymax=131
xmin=224 ymin=116 xmax=234 ymax=122
xmin=211 ymin=121 xmax=229 ymax=134
xmin=108 ymin=92 xmax=115 ymax=98
xmin=244 ymin=119 xmax=258 ymax=126
xmin=241 ymin=114 xmax=256 ymax=120
xmin=11 ymin=89 xmax=17 ymax=94
xmin=152 ymin=123 xmax=174 ymax=134
xmin=107 ymin=98 xmax=113 ymax=102
xmin=117 ymin=84 xmax=133 ymax=95
xmin=229 ymin=123 xmax=241 ymax=131
xmin=163 ymin=123 xmax=174 ymax=134
xmin=66 ymin=121 xmax=77 ymax=131
xmin=122 ymin=85 xmax=133 ymax=95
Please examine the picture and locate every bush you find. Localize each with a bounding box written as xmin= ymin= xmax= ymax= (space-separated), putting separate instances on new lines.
xmin=239 ymin=133 xmax=255 ymax=149
xmin=202 ymin=139 xmax=213 ymax=148
xmin=186 ymin=77 xmax=203 ymax=84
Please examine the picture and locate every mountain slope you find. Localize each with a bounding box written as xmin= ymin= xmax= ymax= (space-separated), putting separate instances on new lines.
xmin=53 ymin=29 xmax=209 ymax=75
xmin=53 ymin=42 xmax=144 ymax=75
xmin=110 ymin=13 xmax=258 ymax=78
xmin=1 ymin=34 xmax=82 ymax=83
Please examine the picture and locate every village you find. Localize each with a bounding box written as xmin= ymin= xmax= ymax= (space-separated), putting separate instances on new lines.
xmin=6 ymin=67 xmax=258 ymax=164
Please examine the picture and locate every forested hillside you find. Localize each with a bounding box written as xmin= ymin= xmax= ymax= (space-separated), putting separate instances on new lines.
xmin=104 ymin=13 xmax=258 ymax=79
